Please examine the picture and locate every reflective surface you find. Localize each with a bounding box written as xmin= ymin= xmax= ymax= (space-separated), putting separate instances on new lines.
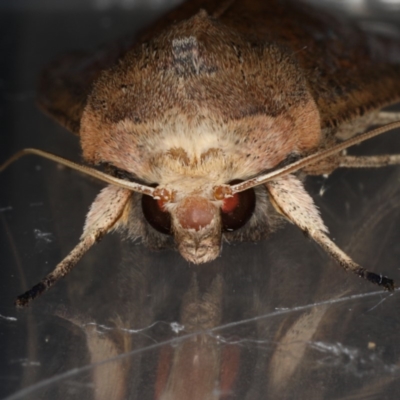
xmin=2 ymin=1 xmax=400 ymax=399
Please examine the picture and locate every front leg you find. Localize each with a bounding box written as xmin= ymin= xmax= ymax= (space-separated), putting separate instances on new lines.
xmin=265 ymin=175 xmax=394 ymax=290
xmin=15 ymin=185 xmax=132 ymax=307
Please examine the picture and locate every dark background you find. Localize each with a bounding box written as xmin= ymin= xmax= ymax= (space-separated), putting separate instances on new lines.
xmin=1 ymin=1 xmax=400 ymax=399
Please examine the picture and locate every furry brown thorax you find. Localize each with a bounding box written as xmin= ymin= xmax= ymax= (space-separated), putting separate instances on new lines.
xmin=8 ymin=0 xmax=400 ymax=307
xmin=79 ymin=10 xmax=320 ymax=263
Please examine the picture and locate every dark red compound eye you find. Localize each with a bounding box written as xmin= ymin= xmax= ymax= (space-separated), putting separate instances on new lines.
xmin=142 ymin=195 xmax=172 ymax=235
xmin=220 ymin=180 xmax=256 ymax=232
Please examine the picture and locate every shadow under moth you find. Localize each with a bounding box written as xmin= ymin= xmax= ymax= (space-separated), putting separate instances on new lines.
xmin=3 ymin=0 xmax=400 ymax=307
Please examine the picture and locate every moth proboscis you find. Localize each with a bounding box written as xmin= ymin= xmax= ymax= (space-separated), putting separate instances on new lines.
xmin=3 ymin=0 xmax=400 ymax=307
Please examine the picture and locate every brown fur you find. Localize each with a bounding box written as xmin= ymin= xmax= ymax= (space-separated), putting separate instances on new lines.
xmin=34 ymin=0 xmax=400 ymax=277
xmin=79 ymin=12 xmax=321 ymax=183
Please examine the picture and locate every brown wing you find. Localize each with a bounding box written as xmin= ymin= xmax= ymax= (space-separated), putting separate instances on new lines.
xmin=146 ymin=0 xmax=400 ymax=129
xmin=37 ymin=0 xmax=225 ymax=135
xmin=38 ymin=0 xmax=400 ymax=133
xmin=37 ymin=37 xmax=138 ymax=135
xmin=214 ymin=0 xmax=400 ymax=129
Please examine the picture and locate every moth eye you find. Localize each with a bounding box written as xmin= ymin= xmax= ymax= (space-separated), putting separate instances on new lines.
xmin=141 ymin=195 xmax=172 ymax=235
xmin=220 ymin=180 xmax=256 ymax=232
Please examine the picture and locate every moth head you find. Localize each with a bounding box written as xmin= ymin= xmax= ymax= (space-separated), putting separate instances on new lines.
xmin=4 ymin=120 xmax=398 ymax=270
xmin=141 ymin=180 xmax=255 ymax=264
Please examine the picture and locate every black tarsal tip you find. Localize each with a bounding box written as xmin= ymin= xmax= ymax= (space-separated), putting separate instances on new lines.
xmin=365 ymin=272 xmax=395 ymax=291
xmin=15 ymin=282 xmax=47 ymax=308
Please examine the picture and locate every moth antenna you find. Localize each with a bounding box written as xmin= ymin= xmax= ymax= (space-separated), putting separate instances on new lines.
xmin=15 ymin=185 xmax=131 ymax=307
xmin=0 ymin=148 xmax=155 ymax=197
xmin=231 ymin=120 xmax=400 ymax=193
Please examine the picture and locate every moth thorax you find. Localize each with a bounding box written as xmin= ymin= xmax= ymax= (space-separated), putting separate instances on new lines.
xmin=175 ymin=196 xmax=217 ymax=231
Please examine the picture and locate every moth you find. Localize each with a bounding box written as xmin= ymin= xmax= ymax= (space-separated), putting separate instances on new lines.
xmin=3 ymin=0 xmax=400 ymax=307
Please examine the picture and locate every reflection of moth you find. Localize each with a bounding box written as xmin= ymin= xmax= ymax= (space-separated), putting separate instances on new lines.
xmin=58 ymin=272 xmax=234 ymax=400
xmin=4 ymin=0 xmax=400 ymax=306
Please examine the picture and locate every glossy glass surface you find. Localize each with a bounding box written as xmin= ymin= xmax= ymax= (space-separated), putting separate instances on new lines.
xmin=1 ymin=1 xmax=400 ymax=399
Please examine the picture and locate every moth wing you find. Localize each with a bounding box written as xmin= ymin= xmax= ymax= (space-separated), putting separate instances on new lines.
xmin=137 ymin=0 xmax=400 ymax=130
xmin=281 ymin=5 xmax=400 ymax=129
xmin=37 ymin=37 xmax=138 ymax=135
xmin=37 ymin=0 xmax=224 ymax=135
xmin=217 ymin=0 xmax=400 ymax=129
xmin=38 ymin=0 xmax=400 ymax=134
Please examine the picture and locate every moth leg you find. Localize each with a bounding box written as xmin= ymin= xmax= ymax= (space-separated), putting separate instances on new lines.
xmin=305 ymin=152 xmax=400 ymax=175
xmin=15 ymin=185 xmax=132 ymax=307
xmin=266 ymin=175 xmax=395 ymax=291
xmin=376 ymin=111 xmax=400 ymax=125
xmin=338 ymin=154 xmax=400 ymax=168
xmin=310 ymin=229 xmax=394 ymax=289
xmin=336 ymin=110 xmax=400 ymax=168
